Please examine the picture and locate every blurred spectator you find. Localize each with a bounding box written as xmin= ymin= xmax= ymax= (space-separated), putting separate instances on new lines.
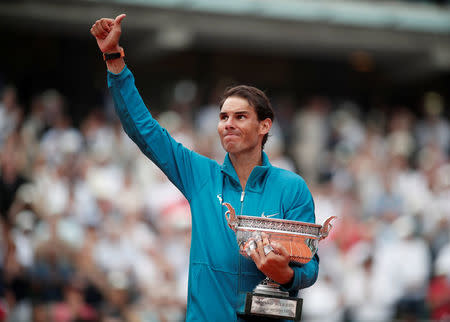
xmin=371 ymin=172 xmax=404 ymax=221
xmin=427 ymin=243 xmax=450 ymax=321
xmin=0 ymin=134 xmax=28 ymax=226
xmin=300 ymin=273 xmax=344 ymax=322
xmin=415 ymin=92 xmax=450 ymax=153
xmin=50 ymin=280 xmax=98 ymax=322
xmin=292 ymin=97 xmax=331 ymax=184
xmin=342 ymin=243 xmax=395 ymax=321
xmin=40 ymin=113 xmax=83 ymax=169
xmin=0 ymin=86 xmax=22 ymax=149
xmin=390 ymin=216 xmax=431 ymax=320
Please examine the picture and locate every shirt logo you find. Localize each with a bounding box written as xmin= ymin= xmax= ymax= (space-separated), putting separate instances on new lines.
xmin=217 ymin=194 xmax=223 ymax=204
xmin=261 ymin=212 xmax=279 ymax=218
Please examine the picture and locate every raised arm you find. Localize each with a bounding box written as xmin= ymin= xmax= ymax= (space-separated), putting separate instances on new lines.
xmin=90 ymin=15 xmax=212 ymax=200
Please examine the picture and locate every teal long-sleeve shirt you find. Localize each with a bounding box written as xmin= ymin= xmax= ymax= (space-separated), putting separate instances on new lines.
xmin=107 ymin=66 xmax=319 ymax=321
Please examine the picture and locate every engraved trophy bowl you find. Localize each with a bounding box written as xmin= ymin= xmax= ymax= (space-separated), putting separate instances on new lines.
xmin=223 ymin=202 xmax=336 ymax=321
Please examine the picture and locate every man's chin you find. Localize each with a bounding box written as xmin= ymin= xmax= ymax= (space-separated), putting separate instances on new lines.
xmin=223 ymin=144 xmax=239 ymax=154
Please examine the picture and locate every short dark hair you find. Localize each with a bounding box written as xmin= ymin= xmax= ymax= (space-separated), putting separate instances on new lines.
xmin=219 ymin=85 xmax=274 ymax=149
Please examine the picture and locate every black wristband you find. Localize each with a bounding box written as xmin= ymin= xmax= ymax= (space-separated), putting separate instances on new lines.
xmin=103 ymin=48 xmax=124 ymax=61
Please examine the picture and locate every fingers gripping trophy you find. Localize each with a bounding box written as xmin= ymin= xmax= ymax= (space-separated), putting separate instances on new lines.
xmin=224 ymin=202 xmax=336 ymax=321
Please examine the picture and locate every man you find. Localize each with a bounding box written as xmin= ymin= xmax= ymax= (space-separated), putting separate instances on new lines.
xmin=90 ymin=14 xmax=319 ymax=321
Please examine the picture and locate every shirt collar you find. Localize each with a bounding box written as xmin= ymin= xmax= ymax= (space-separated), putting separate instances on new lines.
xmin=221 ymin=152 xmax=272 ymax=192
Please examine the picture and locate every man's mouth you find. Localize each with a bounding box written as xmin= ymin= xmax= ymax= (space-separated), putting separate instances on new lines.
xmin=224 ymin=133 xmax=239 ymax=138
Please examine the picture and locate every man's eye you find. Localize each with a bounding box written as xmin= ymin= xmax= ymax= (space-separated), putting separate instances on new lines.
xmin=220 ymin=115 xmax=228 ymax=121
xmin=237 ymin=115 xmax=246 ymax=120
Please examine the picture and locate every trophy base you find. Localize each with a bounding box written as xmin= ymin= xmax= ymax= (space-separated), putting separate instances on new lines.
xmin=244 ymin=290 xmax=303 ymax=321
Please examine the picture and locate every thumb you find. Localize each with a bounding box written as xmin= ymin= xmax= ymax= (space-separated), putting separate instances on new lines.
xmin=115 ymin=14 xmax=126 ymax=25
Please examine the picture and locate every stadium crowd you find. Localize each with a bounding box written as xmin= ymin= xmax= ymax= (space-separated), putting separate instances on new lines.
xmin=0 ymin=80 xmax=449 ymax=322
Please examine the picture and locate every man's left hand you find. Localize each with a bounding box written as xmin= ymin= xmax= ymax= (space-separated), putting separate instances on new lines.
xmin=247 ymin=232 xmax=294 ymax=285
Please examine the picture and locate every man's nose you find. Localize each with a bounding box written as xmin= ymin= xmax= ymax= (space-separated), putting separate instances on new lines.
xmin=224 ymin=117 xmax=235 ymax=129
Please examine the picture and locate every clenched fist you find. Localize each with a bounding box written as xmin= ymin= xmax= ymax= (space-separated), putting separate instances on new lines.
xmin=90 ymin=14 xmax=126 ymax=53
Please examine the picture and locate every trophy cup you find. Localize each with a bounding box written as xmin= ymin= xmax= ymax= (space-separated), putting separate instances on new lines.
xmin=223 ymin=203 xmax=336 ymax=321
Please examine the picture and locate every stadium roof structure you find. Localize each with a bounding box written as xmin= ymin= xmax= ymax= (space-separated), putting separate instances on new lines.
xmin=1 ymin=0 xmax=449 ymax=81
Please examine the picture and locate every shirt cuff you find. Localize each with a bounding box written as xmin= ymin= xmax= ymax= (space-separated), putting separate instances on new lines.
xmin=107 ymin=65 xmax=130 ymax=88
xmin=279 ymin=267 xmax=296 ymax=292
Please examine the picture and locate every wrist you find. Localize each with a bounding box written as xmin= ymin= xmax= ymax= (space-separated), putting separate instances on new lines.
xmin=103 ymin=47 xmax=125 ymax=74
xmin=278 ymin=267 xmax=294 ymax=285
xmin=106 ymin=58 xmax=125 ymax=75
xmin=102 ymin=45 xmax=122 ymax=54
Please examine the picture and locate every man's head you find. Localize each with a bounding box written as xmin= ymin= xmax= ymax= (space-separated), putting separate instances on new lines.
xmin=218 ymin=85 xmax=274 ymax=154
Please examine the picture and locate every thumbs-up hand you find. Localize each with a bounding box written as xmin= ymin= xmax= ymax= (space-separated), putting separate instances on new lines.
xmin=90 ymin=14 xmax=126 ymax=53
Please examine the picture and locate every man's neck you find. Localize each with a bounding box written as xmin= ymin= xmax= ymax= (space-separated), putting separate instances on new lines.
xmin=229 ymin=148 xmax=263 ymax=191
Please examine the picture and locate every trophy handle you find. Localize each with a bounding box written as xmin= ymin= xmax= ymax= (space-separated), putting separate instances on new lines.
xmin=319 ymin=216 xmax=337 ymax=240
xmin=223 ymin=202 xmax=238 ymax=232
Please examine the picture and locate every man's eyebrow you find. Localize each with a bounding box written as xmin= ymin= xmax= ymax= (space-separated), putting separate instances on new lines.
xmin=220 ymin=111 xmax=250 ymax=115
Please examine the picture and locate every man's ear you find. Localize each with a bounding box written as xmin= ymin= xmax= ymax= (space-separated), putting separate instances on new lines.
xmin=260 ymin=118 xmax=272 ymax=135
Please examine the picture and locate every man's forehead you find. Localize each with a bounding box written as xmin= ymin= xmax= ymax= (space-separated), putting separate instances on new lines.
xmin=220 ymin=96 xmax=254 ymax=113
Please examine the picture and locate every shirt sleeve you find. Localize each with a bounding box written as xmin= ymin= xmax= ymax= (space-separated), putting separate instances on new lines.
xmin=107 ymin=66 xmax=210 ymax=201
xmin=280 ymin=255 xmax=319 ymax=292
xmin=280 ymin=178 xmax=319 ymax=292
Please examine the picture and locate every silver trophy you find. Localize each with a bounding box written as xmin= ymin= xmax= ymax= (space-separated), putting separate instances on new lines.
xmin=223 ymin=203 xmax=336 ymax=321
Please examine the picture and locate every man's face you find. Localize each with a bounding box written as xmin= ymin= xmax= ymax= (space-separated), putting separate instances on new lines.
xmin=217 ymin=96 xmax=270 ymax=154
